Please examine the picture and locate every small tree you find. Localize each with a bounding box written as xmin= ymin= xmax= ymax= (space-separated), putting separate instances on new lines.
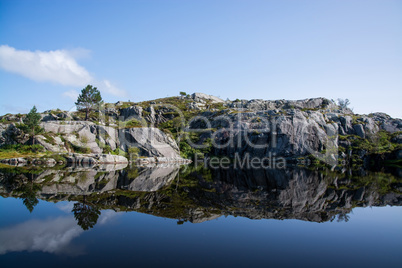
xmin=179 ymin=91 xmax=187 ymax=96
xmin=337 ymin=98 xmax=350 ymax=109
xmin=23 ymin=106 xmax=42 ymax=145
xmin=75 ymin=85 xmax=103 ymax=120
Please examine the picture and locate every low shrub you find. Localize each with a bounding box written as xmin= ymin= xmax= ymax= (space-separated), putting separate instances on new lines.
xmin=0 ymin=144 xmax=45 ymax=153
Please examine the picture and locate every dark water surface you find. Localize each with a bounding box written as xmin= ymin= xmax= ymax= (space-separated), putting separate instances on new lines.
xmin=0 ymin=165 xmax=401 ymax=268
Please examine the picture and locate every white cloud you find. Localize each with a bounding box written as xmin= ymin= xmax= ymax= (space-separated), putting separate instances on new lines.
xmin=62 ymin=89 xmax=79 ymax=100
xmin=100 ymin=79 xmax=129 ymax=98
xmin=0 ymin=45 xmax=92 ymax=86
xmin=0 ymin=45 xmax=129 ymax=98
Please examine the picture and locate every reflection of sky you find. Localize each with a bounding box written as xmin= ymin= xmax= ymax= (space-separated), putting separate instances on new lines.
xmin=0 ymin=216 xmax=84 ymax=256
xmin=1 ymin=197 xmax=402 ymax=267
xmin=0 ymin=199 xmax=120 ymax=256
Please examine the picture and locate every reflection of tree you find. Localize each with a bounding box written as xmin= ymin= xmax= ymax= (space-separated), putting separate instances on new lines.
xmin=126 ymin=166 xmax=139 ymax=179
xmin=18 ymin=175 xmax=41 ymax=213
xmin=337 ymin=212 xmax=350 ymax=222
xmin=22 ymin=195 xmax=39 ymax=213
xmin=72 ymin=196 xmax=101 ymax=230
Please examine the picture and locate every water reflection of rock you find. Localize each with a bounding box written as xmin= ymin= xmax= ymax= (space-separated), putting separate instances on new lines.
xmin=0 ymin=164 xmax=182 ymax=198
xmin=125 ymin=166 xmax=179 ymax=191
xmin=191 ymin=168 xmax=402 ymax=222
xmin=0 ymin=166 xmax=401 ymax=224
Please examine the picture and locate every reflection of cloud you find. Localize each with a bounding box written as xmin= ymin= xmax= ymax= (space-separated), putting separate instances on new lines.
xmin=0 ymin=216 xmax=84 ymax=256
xmin=56 ymin=202 xmax=75 ymax=213
xmin=0 ymin=207 xmax=121 ymax=256
xmin=98 ymin=209 xmax=120 ymax=225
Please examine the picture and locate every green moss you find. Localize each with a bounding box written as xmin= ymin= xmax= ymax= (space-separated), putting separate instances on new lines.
xmin=69 ymin=142 xmax=91 ymax=154
xmin=111 ymin=148 xmax=127 ymax=157
xmin=122 ymin=119 xmax=144 ymax=128
xmin=43 ymin=133 xmax=56 ymax=145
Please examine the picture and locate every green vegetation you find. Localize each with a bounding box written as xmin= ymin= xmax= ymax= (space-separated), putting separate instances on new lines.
xmin=68 ymin=142 xmax=91 ymax=154
xmin=18 ymin=106 xmax=42 ymax=145
xmin=0 ymin=144 xmax=46 ymax=160
xmin=337 ymin=131 xmax=402 ymax=168
xmin=80 ymin=136 xmax=89 ymax=144
xmin=42 ymin=133 xmax=56 ymax=145
xmin=340 ymin=131 xmax=401 ymax=155
xmin=112 ymin=148 xmax=127 ymax=157
xmin=179 ymin=136 xmax=212 ymax=159
xmin=128 ymin=147 xmax=140 ymax=160
xmin=121 ymin=119 xmax=144 ymax=128
xmin=95 ymin=138 xmax=113 ymax=154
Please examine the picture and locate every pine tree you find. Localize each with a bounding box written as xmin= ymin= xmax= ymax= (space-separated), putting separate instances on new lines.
xmin=75 ymin=85 xmax=103 ymax=120
xmin=24 ymin=106 xmax=41 ymax=145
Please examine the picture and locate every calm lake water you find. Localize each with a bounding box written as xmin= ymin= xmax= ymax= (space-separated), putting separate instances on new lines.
xmin=0 ymin=165 xmax=401 ymax=268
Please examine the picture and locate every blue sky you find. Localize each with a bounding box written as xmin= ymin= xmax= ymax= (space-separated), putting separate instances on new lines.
xmin=0 ymin=0 xmax=401 ymax=118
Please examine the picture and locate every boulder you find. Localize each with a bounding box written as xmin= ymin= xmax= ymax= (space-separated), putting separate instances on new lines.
xmin=0 ymin=123 xmax=28 ymax=146
xmin=119 ymin=127 xmax=180 ymax=157
xmin=353 ymin=124 xmax=365 ymax=139
xmin=339 ymin=116 xmax=354 ymax=134
xmin=120 ymin=106 xmax=143 ymax=121
xmin=191 ymin=93 xmax=224 ymax=103
xmin=98 ymin=154 xmax=128 ymax=163
xmin=41 ymin=113 xmax=58 ymax=122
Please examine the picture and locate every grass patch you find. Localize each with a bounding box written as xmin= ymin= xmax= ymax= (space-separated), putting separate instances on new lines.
xmin=43 ymin=133 xmax=56 ymax=145
xmin=0 ymin=144 xmax=47 ymax=160
xmin=122 ymin=119 xmax=144 ymax=128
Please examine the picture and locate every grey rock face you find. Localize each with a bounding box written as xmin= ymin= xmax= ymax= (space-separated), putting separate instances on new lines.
xmin=1 ymin=96 xmax=401 ymax=164
xmin=35 ymin=135 xmax=65 ymax=152
xmin=0 ymin=114 xmax=23 ymax=123
xmin=209 ymin=110 xmax=337 ymax=161
xmin=37 ymin=122 xmax=182 ymax=158
xmin=97 ymin=125 xmax=119 ymax=151
xmin=65 ymin=153 xmax=128 ymax=164
xmin=190 ymin=98 xmax=400 ymax=161
xmin=228 ymin=97 xmax=336 ymax=111
xmin=187 ymin=102 xmax=206 ymax=110
xmin=369 ymin=113 xmax=402 ymax=133
xmin=353 ymin=124 xmax=365 ymax=139
xmin=143 ymin=106 xmax=167 ymax=125
xmin=120 ymin=106 xmax=143 ymax=121
xmin=119 ymin=127 xmax=179 ymax=157
xmin=0 ymin=123 xmax=28 ymax=146
xmin=191 ymin=93 xmax=225 ymax=103
xmin=40 ymin=111 xmax=72 ymax=122
xmin=339 ymin=116 xmax=353 ymax=134
xmin=41 ymin=113 xmax=58 ymax=122
xmin=41 ymin=121 xmax=101 ymax=154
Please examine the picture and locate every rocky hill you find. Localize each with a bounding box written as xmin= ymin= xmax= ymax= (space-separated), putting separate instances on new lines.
xmin=0 ymin=93 xmax=401 ymax=167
